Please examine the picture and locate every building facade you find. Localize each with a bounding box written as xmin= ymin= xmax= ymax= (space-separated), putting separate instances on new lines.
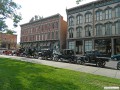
xmin=0 ymin=33 xmax=17 ymax=50
xmin=66 ymin=0 xmax=120 ymax=56
xmin=20 ymin=14 xmax=67 ymax=51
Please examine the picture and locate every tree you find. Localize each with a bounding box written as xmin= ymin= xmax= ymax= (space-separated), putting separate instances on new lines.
xmin=6 ymin=29 xmax=16 ymax=34
xmin=76 ymin=0 xmax=83 ymax=4
xmin=29 ymin=15 xmax=43 ymax=22
xmin=0 ymin=0 xmax=22 ymax=32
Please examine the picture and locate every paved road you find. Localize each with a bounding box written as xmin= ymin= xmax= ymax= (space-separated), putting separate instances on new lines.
xmin=0 ymin=55 xmax=120 ymax=79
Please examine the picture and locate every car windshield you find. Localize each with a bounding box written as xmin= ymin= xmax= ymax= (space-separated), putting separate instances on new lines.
xmin=65 ymin=50 xmax=74 ymax=55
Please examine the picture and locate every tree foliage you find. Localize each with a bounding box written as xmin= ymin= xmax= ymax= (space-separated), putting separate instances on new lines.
xmin=0 ymin=0 xmax=22 ymax=32
xmin=76 ymin=0 xmax=83 ymax=4
xmin=6 ymin=29 xmax=16 ymax=34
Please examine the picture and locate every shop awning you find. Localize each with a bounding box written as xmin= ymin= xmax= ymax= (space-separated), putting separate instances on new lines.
xmin=46 ymin=42 xmax=51 ymax=46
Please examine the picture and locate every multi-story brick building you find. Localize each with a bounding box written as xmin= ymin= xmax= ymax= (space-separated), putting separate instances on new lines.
xmin=20 ymin=14 xmax=67 ymax=51
xmin=0 ymin=33 xmax=17 ymax=50
xmin=66 ymin=0 xmax=120 ymax=56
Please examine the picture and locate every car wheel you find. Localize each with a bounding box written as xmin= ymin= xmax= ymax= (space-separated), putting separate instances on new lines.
xmin=114 ymin=58 xmax=117 ymax=61
xmin=96 ymin=61 xmax=102 ymax=67
xmin=97 ymin=61 xmax=106 ymax=68
xmin=77 ymin=60 xmax=85 ymax=65
xmin=55 ymin=57 xmax=59 ymax=61
xmin=117 ymin=62 xmax=120 ymax=70
xmin=50 ymin=57 xmax=53 ymax=60
xmin=101 ymin=61 xmax=106 ymax=68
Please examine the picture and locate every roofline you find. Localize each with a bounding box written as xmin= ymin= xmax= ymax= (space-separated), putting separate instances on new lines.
xmin=66 ymin=0 xmax=117 ymax=13
xmin=66 ymin=0 xmax=97 ymax=12
xmin=20 ymin=13 xmax=62 ymax=26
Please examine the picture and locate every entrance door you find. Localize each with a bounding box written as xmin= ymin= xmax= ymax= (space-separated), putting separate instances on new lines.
xmin=76 ymin=41 xmax=82 ymax=54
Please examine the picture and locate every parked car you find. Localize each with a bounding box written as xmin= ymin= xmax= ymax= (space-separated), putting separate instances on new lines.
xmin=77 ymin=50 xmax=110 ymax=67
xmin=40 ymin=49 xmax=53 ymax=60
xmin=117 ymin=61 xmax=120 ymax=70
xmin=111 ymin=54 xmax=120 ymax=70
xmin=54 ymin=49 xmax=77 ymax=63
xmin=111 ymin=54 xmax=120 ymax=60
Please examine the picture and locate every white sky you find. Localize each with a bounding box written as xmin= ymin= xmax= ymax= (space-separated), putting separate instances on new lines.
xmin=8 ymin=0 xmax=95 ymax=43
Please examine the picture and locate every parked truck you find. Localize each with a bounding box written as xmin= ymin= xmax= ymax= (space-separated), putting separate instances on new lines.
xmin=77 ymin=50 xmax=110 ymax=67
xmin=54 ymin=49 xmax=77 ymax=63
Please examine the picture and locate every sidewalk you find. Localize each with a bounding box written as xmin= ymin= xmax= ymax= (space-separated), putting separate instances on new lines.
xmin=0 ymin=55 xmax=120 ymax=79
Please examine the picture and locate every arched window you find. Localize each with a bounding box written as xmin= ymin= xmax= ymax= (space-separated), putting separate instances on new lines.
xmin=105 ymin=22 xmax=112 ymax=35
xmin=47 ymin=32 xmax=50 ymax=39
xmin=115 ymin=21 xmax=120 ymax=34
xmin=85 ymin=25 xmax=92 ymax=37
xmin=55 ymin=22 xmax=58 ymax=28
xmin=76 ymin=14 xmax=83 ymax=24
xmin=68 ymin=28 xmax=74 ymax=38
xmin=96 ymin=24 xmax=103 ymax=36
xmin=85 ymin=12 xmax=92 ymax=23
xmin=115 ymin=5 xmax=120 ymax=18
xmin=76 ymin=27 xmax=82 ymax=38
xmin=68 ymin=16 xmax=74 ymax=26
xmin=105 ymin=7 xmax=112 ymax=19
xmin=96 ymin=10 xmax=103 ymax=21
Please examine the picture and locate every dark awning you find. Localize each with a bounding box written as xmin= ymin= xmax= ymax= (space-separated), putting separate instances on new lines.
xmin=38 ymin=43 xmax=43 ymax=46
xmin=43 ymin=42 xmax=47 ymax=46
xmin=46 ymin=42 xmax=51 ymax=46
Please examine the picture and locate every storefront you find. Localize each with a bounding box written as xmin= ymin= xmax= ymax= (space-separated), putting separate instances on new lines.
xmin=95 ymin=39 xmax=111 ymax=56
xmin=85 ymin=40 xmax=93 ymax=52
xmin=114 ymin=38 xmax=120 ymax=54
xmin=76 ymin=41 xmax=83 ymax=54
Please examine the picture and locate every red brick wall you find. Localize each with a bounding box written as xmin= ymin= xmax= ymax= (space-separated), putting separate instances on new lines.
xmin=0 ymin=33 xmax=17 ymax=49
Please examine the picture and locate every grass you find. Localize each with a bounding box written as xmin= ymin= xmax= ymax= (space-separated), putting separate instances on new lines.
xmin=0 ymin=57 xmax=120 ymax=90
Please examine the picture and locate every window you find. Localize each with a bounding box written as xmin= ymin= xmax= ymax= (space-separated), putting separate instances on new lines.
xmin=55 ymin=22 xmax=58 ymax=28
xmin=115 ymin=6 xmax=120 ymax=18
xmin=85 ymin=13 xmax=92 ymax=23
xmin=96 ymin=24 xmax=103 ymax=36
xmin=52 ymin=23 xmax=54 ymax=29
xmin=115 ymin=21 xmax=120 ymax=34
xmin=68 ymin=17 xmax=74 ymax=26
xmin=45 ymin=33 xmax=47 ymax=40
xmin=56 ymin=31 xmax=58 ymax=39
xmin=85 ymin=40 xmax=92 ymax=51
xmin=69 ymin=28 xmax=74 ymax=38
xmin=68 ymin=41 xmax=75 ymax=50
xmin=41 ymin=25 xmax=43 ymax=32
xmin=96 ymin=11 xmax=103 ymax=21
xmin=76 ymin=27 xmax=82 ymax=38
xmin=105 ymin=23 xmax=112 ymax=35
xmin=52 ymin=32 xmax=54 ymax=39
xmin=39 ymin=35 xmax=41 ymax=41
xmin=47 ymin=32 xmax=50 ymax=39
xmin=105 ymin=8 xmax=112 ymax=19
xmin=76 ymin=15 xmax=83 ymax=24
xmin=85 ymin=26 xmax=92 ymax=37
xmin=36 ymin=35 xmax=37 ymax=41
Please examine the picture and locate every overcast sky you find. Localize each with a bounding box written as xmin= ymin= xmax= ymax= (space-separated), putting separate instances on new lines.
xmin=9 ymin=0 xmax=95 ymax=43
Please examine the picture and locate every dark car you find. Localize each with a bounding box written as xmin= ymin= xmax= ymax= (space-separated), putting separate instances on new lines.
xmin=111 ymin=54 xmax=120 ymax=70
xmin=40 ymin=49 xmax=53 ymax=60
xmin=77 ymin=50 xmax=110 ymax=67
xmin=111 ymin=54 xmax=120 ymax=60
xmin=55 ymin=49 xmax=77 ymax=63
xmin=117 ymin=61 xmax=120 ymax=70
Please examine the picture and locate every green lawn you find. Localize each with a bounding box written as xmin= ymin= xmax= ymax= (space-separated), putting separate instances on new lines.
xmin=0 ymin=58 xmax=120 ymax=90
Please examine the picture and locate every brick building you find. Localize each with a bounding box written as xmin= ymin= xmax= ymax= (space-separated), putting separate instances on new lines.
xmin=20 ymin=14 xmax=67 ymax=51
xmin=0 ymin=33 xmax=17 ymax=50
xmin=66 ymin=0 xmax=120 ymax=56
